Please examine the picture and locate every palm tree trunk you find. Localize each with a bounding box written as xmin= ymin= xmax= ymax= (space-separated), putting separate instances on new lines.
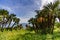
xmin=8 ymin=22 xmax=11 ymax=28
xmin=11 ymin=23 xmax=16 ymax=28
xmin=9 ymin=22 xmax=16 ymax=31
xmin=33 ymin=24 xmax=35 ymax=29
xmin=52 ymin=18 xmax=55 ymax=34
xmin=1 ymin=16 xmax=5 ymax=32
xmin=8 ymin=20 xmax=11 ymax=28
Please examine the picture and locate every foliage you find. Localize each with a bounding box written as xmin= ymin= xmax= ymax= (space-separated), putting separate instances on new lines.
xmin=55 ymin=22 xmax=60 ymax=28
xmin=0 ymin=9 xmax=21 ymax=31
xmin=28 ymin=0 xmax=60 ymax=34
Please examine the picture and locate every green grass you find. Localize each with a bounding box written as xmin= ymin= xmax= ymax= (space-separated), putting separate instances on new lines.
xmin=0 ymin=28 xmax=60 ymax=40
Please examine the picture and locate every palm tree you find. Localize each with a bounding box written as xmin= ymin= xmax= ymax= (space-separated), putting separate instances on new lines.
xmin=43 ymin=0 xmax=60 ymax=34
xmin=0 ymin=9 xmax=9 ymax=32
xmin=11 ymin=17 xmax=20 ymax=28
xmin=7 ymin=14 xmax=16 ymax=28
xmin=35 ymin=10 xmax=47 ymax=34
xmin=28 ymin=18 xmax=36 ymax=29
xmin=28 ymin=18 xmax=39 ymax=32
xmin=36 ymin=1 xmax=60 ymax=34
xmin=14 ymin=24 xmax=22 ymax=30
xmin=18 ymin=24 xmax=23 ymax=29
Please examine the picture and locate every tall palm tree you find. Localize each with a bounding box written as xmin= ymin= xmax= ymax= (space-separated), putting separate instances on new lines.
xmin=35 ymin=0 xmax=60 ymax=34
xmin=11 ymin=17 xmax=20 ymax=28
xmin=43 ymin=0 xmax=60 ymax=34
xmin=0 ymin=9 xmax=9 ymax=31
xmin=7 ymin=14 xmax=16 ymax=28
xmin=35 ymin=10 xmax=47 ymax=33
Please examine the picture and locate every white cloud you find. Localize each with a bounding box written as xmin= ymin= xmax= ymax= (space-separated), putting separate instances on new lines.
xmin=34 ymin=0 xmax=55 ymax=10
xmin=40 ymin=0 xmax=55 ymax=9
xmin=24 ymin=11 xmax=36 ymax=18
xmin=20 ymin=17 xmax=29 ymax=23
xmin=0 ymin=5 xmax=13 ymax=13
xmin=17 ymin=16 xmax=29 ymax=23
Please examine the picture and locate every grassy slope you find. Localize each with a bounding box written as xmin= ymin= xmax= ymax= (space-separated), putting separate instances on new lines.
xmin=0 ymin=27 xmax=60 ymax=40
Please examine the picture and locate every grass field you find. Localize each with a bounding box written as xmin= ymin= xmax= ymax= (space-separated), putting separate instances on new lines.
xmin=0 ymin=27 xmax=60 ymax=40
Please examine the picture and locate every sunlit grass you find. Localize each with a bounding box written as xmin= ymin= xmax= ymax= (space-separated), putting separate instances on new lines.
xmin=0 ymin=27 xmax=60 ymax=40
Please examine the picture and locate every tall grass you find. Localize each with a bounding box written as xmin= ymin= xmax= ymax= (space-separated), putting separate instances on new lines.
xmin=0 ymin=28 xmax=60 ymax=40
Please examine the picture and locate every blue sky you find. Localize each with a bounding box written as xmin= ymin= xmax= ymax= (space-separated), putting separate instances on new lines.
xmin=0 ymin=0 xmax=54 ymax=23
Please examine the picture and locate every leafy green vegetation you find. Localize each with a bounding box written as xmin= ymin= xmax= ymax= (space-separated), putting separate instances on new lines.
xmin=0 ymin=27 xmax=60 ymax=40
